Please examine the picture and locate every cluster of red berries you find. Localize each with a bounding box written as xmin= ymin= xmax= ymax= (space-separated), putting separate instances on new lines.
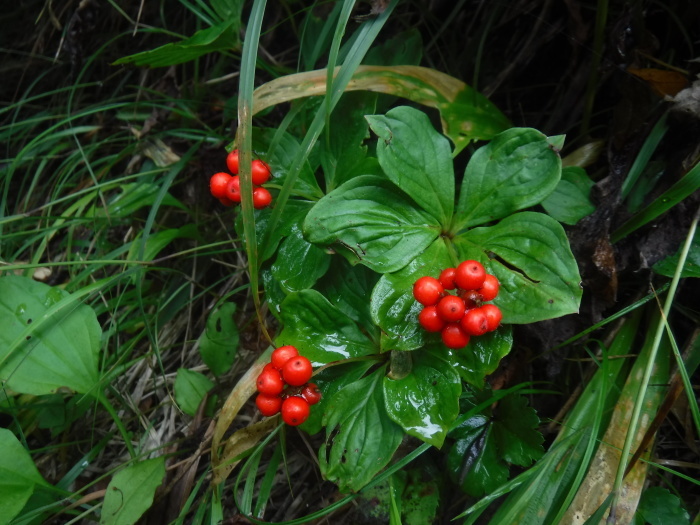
xmin=209 ymin=150 xmax=273 ymax=209
xmin=413 ymin=260 xmax=503 ymax=350
xmin=255 ymin=345 xmax=321 ymax=426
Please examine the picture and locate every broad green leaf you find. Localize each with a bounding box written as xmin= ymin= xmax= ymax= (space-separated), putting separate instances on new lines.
xmin=299 ymin=360 xmax=375 ymax=435
xmin=492 ymin=396 xmax=544 ymax=466
xmin=261 ymin=266 xmax=288 ymax=319
xmin=447 ymin=415 xmax=507 ymax=497
xmin=113 ymin=19 xmax=239 ymax=67
xmin=402 ymin=468 xmax=440 ymax=525
xmin=316 ymin=258 xmax=380 ymax=333
xmin=364 ymin=28 xmax=423 ymax=67
xmin=174 ymin=368 xmax=214 ymax=417
xmin=455 ymin=212 xmax=582 ymax=323
xmin=452 ymin=325 xmax=513 ymax=387
xmin=277 ymin=290 xmax=376 ymax=365
xmin=541 ymin=166 xmax=596 ymax=225
xmin=653 ymin=233 xmax=700 ymax=278
xmin=367 ymin=106 xmax=454 ymax=224
xmin=383 ymin=347 xmax=461 ymax=447
xmin=635 ymin=487 xmax=690 ymax=525
xmin=87 ymin=183 xmax=185 ymax=219
xmin=101 ymin=457 xmax=165 ymax=525
xmin=0 ymin=276 xmax=100 ymax=395
xmin=370 ymin=239 xmax=451 ymax=351
xmin=455 ymin=128 xmax=562 ymax=229
xmin=0 ymin=428 xmax=49 ymax=525
xmin=303 ymin=175 xmax=441 ymax=273
xmin=198 ymin=303 xmax=238 ymax=377
xmin=320 ymin=368 xmax=404 ymax=493
xmin=322 ymin=91 xmax=378 ymax=191
xmin=270 ymin=225 xmax=331 ymax=293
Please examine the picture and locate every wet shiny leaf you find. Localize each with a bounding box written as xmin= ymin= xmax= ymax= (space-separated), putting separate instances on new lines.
xmin=271 ymin=225 xmax=330 ymax=293
xmin=452 ymin=325 xmax=513 ymax=387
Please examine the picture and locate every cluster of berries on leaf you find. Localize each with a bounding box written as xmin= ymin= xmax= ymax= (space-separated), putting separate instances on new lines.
xmin=413 ymin=260 xmax=503 ymax=350
xmin=255 ymin=345 xmax=321 ymax=426
xmin=209 ymin=150 xmax=272 ymax=209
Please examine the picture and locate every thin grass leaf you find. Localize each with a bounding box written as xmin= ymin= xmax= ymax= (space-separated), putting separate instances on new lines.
xmin=621 ymin=112 xmax=669 ymax=200
xmin=253 ymin=440 xmax=283 ymax=518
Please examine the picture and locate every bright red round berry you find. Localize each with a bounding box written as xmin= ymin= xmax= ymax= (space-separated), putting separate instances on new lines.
xmin=253 ymin=187 xmax=272 ymax=209
xmin=251 ymin=159 xmax=272 ymax=185
xmin=301 ymin=383 xmax=322 ymax=405
xmin=271 ymin=345 xmax=299 ymax=370
xmin=282 ymin=356 xmax=313 ymax=386
xmin=413 ymin=276 xmax=444 ymax=306
xmin=281 ymin=396 xmax=310 ymax=426
xmin=478 ymin=274 xmax=500 ymax=301
xmin=226 ymin=150 xmax=240 ymax=174
xmin=436 ymin=295 xmax=466 ymax=322
xmin=441 ymin=323 xmax=470 ymax=349
xmin=460 ymin=307 xmax=489 ymax=336
xmin=262 ymin=362 xmax=278 ymax=374
xmin=218 ymin=197 xmax=234 ymax=207
xmin=256 ymin=368 xmax=284 ymax=396
xmin=210 ymin=172 xmax=232 ymax=199
xmin=460 ymin=289 xmax=482 ymax=309
xmin=455 ymin=260 xmax=486 ymax=291
xmin=439 ymin=268 xmax=457 ymax=290
xmin=418 ymin=305 xmax=446 ymax=332
xmin=255 ymin=393 xmax=282 ymax=416
xmin=481 ymin=304 xmax=503 ymax=332
xmin=225 ymin=175 xmax=241 ymax=202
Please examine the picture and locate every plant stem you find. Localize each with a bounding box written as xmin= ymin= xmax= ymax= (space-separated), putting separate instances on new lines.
xmin=97 ymin=391 xmax=136 ymax=459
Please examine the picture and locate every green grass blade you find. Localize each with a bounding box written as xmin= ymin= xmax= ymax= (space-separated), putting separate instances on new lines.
xmin=621 ymin=112 xmax=669 ymax=200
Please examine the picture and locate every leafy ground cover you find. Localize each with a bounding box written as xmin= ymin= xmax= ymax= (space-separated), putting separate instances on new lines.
xmin=1 ymin=1 xmax=699 ymax=523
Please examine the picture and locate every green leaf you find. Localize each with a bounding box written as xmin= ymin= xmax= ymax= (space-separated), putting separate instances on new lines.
xmin=320 ymin=367 xmax=404 ymax=493
xmin=367 ymin=106 xmax=454 ymax=225
xmin=0 ymin=428 xmax=49 ymax=525
xmin=452 ymin=325 xmax=513 ymax=387
xmin=277 ymin=289 xmax=376 ymax=365
xmin=653 ymin=233 xmax=700 ymax=278
xmin=492 ymin=395 xmax=544 ymax=466
xmin=113 ymin=19 xmax=239 ymax=67
xmin=455 ymin=128 xmax=562 ymax=229
xmin=402 ymin=468 xmax=441 ymax=525
xmin=127 ymin=224 xmax=200 ymax=262
xmin=270 ymin=225 xmax=331 ymax=293
xmin=0 ymin=276 xmax=100 ymax=395
xmin=174 ymin=368 xmax=214 ymax=417
xmin=304 ymin=175 xmax=441 ymax=273
xmin=101 ymin=457 xmax=166 ymax=525
xmin=636 ymin=487 xmax=690 ymax=525
xmin=541 ymin=166 xmax=596 ymax=225
xmin=198 ymin=303 xmax=239 ymax=377
xmin=383 ymin=347 xmax=461 ymax=447
xmin=316 ymin=257 xmax=380 ymax=333
xmin=455 ymin=212 xmax=582 ymax=323
xmin=364 ymin=28 xmax=423 ymax=67
xmin=370 ymin=239 xmax=451 ymax=351
xmin=88 ymin=183 xmax=185 ymax=219
xmin=299 ymin=360 xmax=375 ymax=435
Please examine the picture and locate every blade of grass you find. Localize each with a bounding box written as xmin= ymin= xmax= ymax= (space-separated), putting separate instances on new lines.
xmin=621 ymin=112 xmax=669 ymax=200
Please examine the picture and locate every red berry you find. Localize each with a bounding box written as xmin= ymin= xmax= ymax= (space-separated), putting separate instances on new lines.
xmin=413 ymin=276 xmax=444 ymax=306
xmin=256 ymin=368 xmax=284 ymax=396
xmin=281 ymin=396 xmax=310 ymax=426
xmin=436 ymin=295 xmax=466 ymax=322
xmin=262 ymin=362 xmax=278 ymax=374
xmin=460 ymin=289 xmax=482 ymax=309
xmin=251 ymin=159 xmax=272 ymax=185
xmin=439 ymin=268 xmax=457 ymax=290
xmin=271 ymin=345 xmax=299 ymax=370
xmin=225 ymin=175 xmax=242 ymax=202
xmin=479 ymin=274 xmax=500 ymax=301
xmin=255 ymin=393 xmax=282 ymax=416
xmin=210 ymin=172 xmax=232 ymax=199
xmin=481 ymin=304 xmax=503 ymax=332
xmin=441 ymin=323 xmax=470 ymax=349
xmin=301 ymin=383 xmax=322 ymax=405
xmin=461 ymin=307 xmax=489 ymax=336
xmin=282 ymin=356 xmax=313 ymax=386
xmin=418 ymin=305 xmax=445 ymax=332
xmin=455 ymin=260 xmax=486 ymax=291
xmin=253 ymin=187 xmax=272 ymax=209
xmin=218 ymin=197 xmax=234 ymax=207
xmin=226 ymin=150 xmax=240 ymax=174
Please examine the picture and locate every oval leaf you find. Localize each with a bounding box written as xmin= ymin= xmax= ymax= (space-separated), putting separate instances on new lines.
xmin=455 ymin=128 xmax=562 ymax=229
xmin=452 ymin=326 xmax=513 ymax=387
xmin=541 ymin=166 xmax=596 ymax=225
xmin=101 ymin=457 xmax=165 ymax=525
xmin=174 ymin=368 xmax=214 ymax=417
xmin=304 ymin=175 xmax=441 ymax=273
xmin=367 ymin=106 xmax=454 ymax=225
xmin=383 ymin=347 xmax=461 ymax=447
xmin=271 ymin=225 xmax=331 ymax=293
xmin=455 ymin=212 xmax=582 ymax=324
xmin=198 ymin=303 xmax=239 ymax=377
xmin=277 ymin=290 xmax=376 ymax=365
xmin=0 ymin=276 xmax=100 ymax=395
